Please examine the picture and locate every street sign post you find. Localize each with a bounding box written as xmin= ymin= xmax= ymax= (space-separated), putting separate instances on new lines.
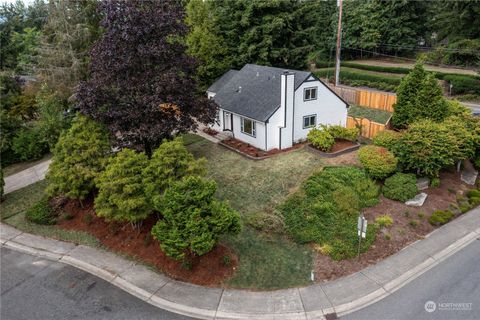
xmin=357 ymin=214 xmax=367 ymax=259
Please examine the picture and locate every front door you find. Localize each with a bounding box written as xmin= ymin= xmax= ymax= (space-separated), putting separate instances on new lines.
xmin=223 ymin=111 xmax=232 ymax=131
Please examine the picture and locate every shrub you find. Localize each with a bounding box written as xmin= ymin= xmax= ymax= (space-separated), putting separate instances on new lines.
xmin=307 ymin=128 xmax=334 ymax=151
xmin=151 ymin=176 xmax=241 ymax=260
xmin=280 ymin=167 xmax=379 ymax=260
xmin=444 ymin=74 xmax=480 ymax=95
xmin=323 ymin=125 xmax=359 ymax=141
xmin=25 ymin=197 xmax=57 ymax=225
xmin=375 ymin=214 xmax=393 ymax=228
xmin=383 ymin=173 xmax=418 ymax=202
xmin=409 ymin=219 xmax=419 ymax=228
xmin=372 ymin=130 xmax=402 ymax=151
xmin=46 ymin=115 xmax=111 ymax=200
xmin=430 ymin=178 xmax=441 ymax=188
xmin=12 ymin=127 xmax=48 ymax=161
xmin=142 ymin=138 xmax=206 ymax=204
xmin=467 ymin=189 xmax=480 ymax=207
xmin=428 ymin=210 xmax=454 ymax=226
xmin=358 ymin=145 xmax=398 ymax=179
xmin=95 ymin=149 xmax=150 ymax=225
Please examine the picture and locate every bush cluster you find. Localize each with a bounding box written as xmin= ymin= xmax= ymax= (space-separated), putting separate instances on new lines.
xmin=314 ymin=69 xmax=401 ymax=92
xmin=12 ymin=127 xmax=48 ymax=161
xmin=25 ymin=197 xmax=57 ymax=225
xmin=443 ymin=74 xmax=480 ymax=95
xmin=372 ymin=130 xmax=401 ymax=151
xmin=323 ymin=125 xmax=359 ymax=142
xmin=307 ymin=128 xmax=334 ymax=151
xmin=428 ymin=210 xmax=454 ymax=226
xmin=358 ymin=145 xmax=398 ymax=179
xmin=382 ymin=173 xmax=418 ymax=202
xmin=280 ymin=166 xmax=379 ymax=260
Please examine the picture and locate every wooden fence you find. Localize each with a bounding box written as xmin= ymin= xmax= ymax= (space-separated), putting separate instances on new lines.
xmin=346 ymin=115 xmax=391 ymax=139
xmin=327 ymin=84 xmax=397 ymax=111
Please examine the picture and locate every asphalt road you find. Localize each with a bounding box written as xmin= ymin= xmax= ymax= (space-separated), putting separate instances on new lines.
xmin=342 ymin=239 xmax=480 ymax=320
xmin=0 ymin=247 xmax=196 ymax=320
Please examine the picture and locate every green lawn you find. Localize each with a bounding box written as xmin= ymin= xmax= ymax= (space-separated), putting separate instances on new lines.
xmin=1 ymin=181 xmax=99 ymax=247
xmin=348 ymin=105 xmax=392 ymax=124
xmin=184 ymin=134 xmax=321 ymax=288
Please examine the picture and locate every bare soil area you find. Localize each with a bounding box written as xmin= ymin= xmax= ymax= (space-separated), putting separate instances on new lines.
xmin=222 ymin=137 xmax=305 ymax=158
xmin=57 ymin=198 xmax=238 ymax=286
xmin=314 ymin=171 xmax=474 ymax=282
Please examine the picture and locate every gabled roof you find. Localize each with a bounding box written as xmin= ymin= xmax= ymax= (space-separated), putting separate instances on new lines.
xmin=207 ymin=69 xmax=239 ymax=93
xmin=209 ymin=64 xmax=311 ymax=122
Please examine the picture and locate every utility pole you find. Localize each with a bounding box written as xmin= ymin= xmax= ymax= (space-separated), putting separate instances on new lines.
xmin=334 ymin=0 xmax=343 ymax=87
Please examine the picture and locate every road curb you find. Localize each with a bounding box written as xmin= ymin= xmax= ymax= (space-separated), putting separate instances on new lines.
xmin=1 ymin=209 xmax=479 ymax=320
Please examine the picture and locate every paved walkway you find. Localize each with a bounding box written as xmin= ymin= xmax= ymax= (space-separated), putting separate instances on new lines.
xmin=3 ymin=159 xmax=51 ymax=194
xmin=1 ymin=206 xmax=479 ymax=320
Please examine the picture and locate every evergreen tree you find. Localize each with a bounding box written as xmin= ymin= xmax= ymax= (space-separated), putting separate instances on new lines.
xmin=46 ymin=114 xmax=110 ymax=200
xmin=95 ymin=149 xmax=150 ymax=225
xmin=185 ymin=0 xmax=231 ymax=88
xmin=151 ymin=176 xmax=241 ymax=260
xmin=415 ymin=73 xmax=448 ymax=122
xmin=142 ymin=138 xmax=206 ymax=204
xmin=392 ymin=61 xmax=427 ymax=129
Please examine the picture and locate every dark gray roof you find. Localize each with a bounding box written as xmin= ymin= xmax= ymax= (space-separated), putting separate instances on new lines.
xmin=207 ymin=69 xmax=239 ymax=93
xmin=210 ymin=64 xmax=311 ymax=122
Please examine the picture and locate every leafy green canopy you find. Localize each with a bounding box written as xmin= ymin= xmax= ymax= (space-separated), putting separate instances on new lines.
xmin=279 ymin=167 xmax=379 ymax=260
xmin=392 ymin=61 xmax=448 ymax=129
xmin=47 ymin=114 xmax=110 ymax=200
xmin=95 ymin=149 xmax=150 ymax=224
xmin=151 ymin=176 xmax=241 ymax=260
xmin=142 ymin=137 xmax=206 ymax=204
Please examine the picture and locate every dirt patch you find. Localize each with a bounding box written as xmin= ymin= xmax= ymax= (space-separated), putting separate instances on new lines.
xmin=314 ymin=171 xmax=474 ymax=282
xmin=222 ymin=137 xmax=305 ymax=158
xmin=323 ymin=149 xmax=361 ymax=167
xmin=57 ymin=199 xmax=237 ymax=286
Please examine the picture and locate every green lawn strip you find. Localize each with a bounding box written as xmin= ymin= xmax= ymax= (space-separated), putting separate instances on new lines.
xmin=1 ymin=180 xmax=48 ymax=220
xmin=224 ymin=228 xmax=312 ymax=289
xmin=348 ymin=105 xmax=392 ymax=124
xmin=1 ymin=180 xmax=100 ymax=247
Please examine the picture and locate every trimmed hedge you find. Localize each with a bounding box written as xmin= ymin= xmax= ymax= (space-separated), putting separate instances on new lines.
xmin=442 ymin=75 xmax=480 ymax=95
xmin=382 ymin=173 xmax=418 ymax=202
xmin=358 ymin=146 xmax=398 ymax=179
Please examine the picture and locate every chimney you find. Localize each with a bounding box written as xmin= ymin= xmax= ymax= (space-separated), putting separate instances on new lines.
xmin=279 ymin=71 xmax=295 ymax=149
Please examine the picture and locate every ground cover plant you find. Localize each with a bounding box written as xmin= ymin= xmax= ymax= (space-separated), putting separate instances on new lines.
xmin=279 ymin=166 xmax=379 ymax=260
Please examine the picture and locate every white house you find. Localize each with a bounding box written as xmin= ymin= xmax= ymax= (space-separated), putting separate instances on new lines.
xmin=207 ymin=64 xmax=348 ymax=151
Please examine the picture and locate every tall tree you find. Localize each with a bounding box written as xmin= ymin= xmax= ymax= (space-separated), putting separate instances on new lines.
xmin=186 ymin=0 xmax=230 ymax=89
xmin=36 ymin=0 xmax=102 ymax=100
xmin=77 ymin=0 xmax=215 ymax=155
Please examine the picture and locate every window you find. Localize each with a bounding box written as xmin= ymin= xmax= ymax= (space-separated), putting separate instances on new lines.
xmin=303 ymin=115 xmax=316 ymax=128
xmin=304 ymin=87 xmax=317 ymax=101
xmin=241 ymin=117 xmax=256 ymax=137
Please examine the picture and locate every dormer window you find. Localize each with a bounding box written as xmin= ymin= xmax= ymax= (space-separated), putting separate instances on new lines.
xmin=304 ymin=87 xmax=317 ymax=101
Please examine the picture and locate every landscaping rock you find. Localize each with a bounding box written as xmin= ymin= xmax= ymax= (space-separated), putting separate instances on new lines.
xmin=405 ymin=193 xmax=428 ymax=207
xmin=416 ymin=177 xmax=430 ymax=190
xmin=460 ymin=169 xmax=478 ymax=186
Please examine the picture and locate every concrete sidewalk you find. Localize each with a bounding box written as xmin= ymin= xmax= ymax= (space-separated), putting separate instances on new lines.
xmin=1 ymin=206 xmax=479 ymax=320
xmin=3 ymin=159 xmax=51 ymax=194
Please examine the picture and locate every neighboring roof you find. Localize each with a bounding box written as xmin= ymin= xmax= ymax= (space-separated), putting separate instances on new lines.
xmin=207 ymin=69 xmax=239 ymax=93
xmin=211 ymin=64 xmax=312 ymax=122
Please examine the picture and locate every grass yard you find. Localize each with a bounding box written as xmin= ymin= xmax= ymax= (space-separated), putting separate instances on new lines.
xmin=1 ymin=181 xmax=99 ymax=247
xmin=184 ymin=133 xmax=323 ymax=288
xmin=348 ymin=105 xmax=392 ymax=124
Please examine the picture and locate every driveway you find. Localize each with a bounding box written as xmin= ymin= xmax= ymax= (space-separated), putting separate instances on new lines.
xmin=342 ymin=239 xmax=480 ymax=320
xmin=0 ymin=247 xmax=195 ymax=320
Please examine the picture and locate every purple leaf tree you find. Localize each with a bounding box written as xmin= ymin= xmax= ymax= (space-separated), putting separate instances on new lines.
xmin=76 ymin=0 xmax=216 ymax=156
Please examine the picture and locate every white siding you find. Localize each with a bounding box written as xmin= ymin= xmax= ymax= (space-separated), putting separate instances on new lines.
xmin=266 ymin=108 xmax=282 ymax=150
xmin=279 ymin=73 xmax=295 ymax=149
xmin=231 ymin=114 xmax=267 ymax=150
xmin=293 ymin=80 xmax=347 ymax=142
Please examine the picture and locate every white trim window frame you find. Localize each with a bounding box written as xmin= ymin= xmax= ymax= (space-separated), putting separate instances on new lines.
xmin=304 ymin=87 xmax=318 ymax=101
xmin=240 ymin=117 xmax=256 ymax=137
xmin=303 ymin=114 xmax=317 ymax=129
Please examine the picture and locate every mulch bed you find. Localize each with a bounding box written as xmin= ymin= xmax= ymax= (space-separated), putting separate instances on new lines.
xmin=222 ymin=137 xmax=305 ymax=158
xmin=203 ymin=127 xmax=219 ymax=137
xmin=56 ymin=198 xmax=237 ymax=286
xmin=314 ymin=170 xmax=474 ymax=282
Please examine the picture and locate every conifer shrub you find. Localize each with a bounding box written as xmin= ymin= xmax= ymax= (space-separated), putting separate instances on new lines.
xmin=358 ymin=145 xmax=398 ymax=179
xmin=383 ymin=173 xmax=418 ymax=202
